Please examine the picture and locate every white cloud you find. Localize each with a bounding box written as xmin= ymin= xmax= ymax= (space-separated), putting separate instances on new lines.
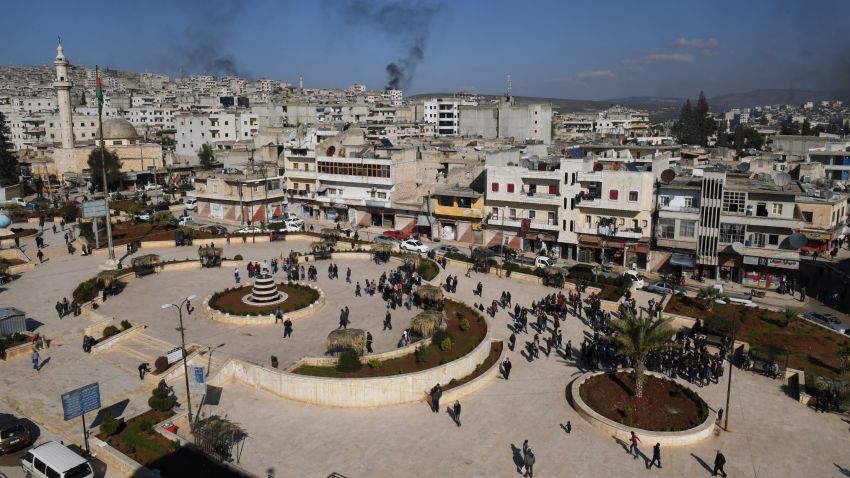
xmin=622 ymin=53 xmax=694 ymax=65
xmin=674 ymin=37 xmax=719 ymax=48
xmin=575 ymin=69 xmax=616 ymax=80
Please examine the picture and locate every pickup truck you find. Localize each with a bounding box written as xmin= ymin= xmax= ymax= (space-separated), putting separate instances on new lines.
xmin=514 ymin=255 xmax=554 ymax=268
xmin=3 ymin=198 xmax=27 ymax=207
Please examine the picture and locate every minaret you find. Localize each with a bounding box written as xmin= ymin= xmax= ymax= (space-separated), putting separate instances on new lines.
xmin=53 ymin=42 xmax=74 ymax=149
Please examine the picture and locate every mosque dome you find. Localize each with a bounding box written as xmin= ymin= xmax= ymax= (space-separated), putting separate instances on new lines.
xmin=95 ymin=119 xmax=139 ymax=141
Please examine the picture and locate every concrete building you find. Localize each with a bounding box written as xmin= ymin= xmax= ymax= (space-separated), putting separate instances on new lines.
xmin=806 ymin=140 xmax=850 ymax=184
xmin=459 ymin=96 xmax=552 ymax=144
xmin=430 ymin=187 xmax=484 ymax=243
xmin=795 ymin=189 xmax=848 ymax=253
xmin=424 ymin=97 xmax=477 ymax=136
xmin=190 ymin=165 xmax=286 ymax=226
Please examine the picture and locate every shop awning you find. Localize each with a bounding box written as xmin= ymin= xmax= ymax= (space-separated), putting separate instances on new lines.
xmin=416 ymin=215 xmax=435 ymax=227
xmin=741 ymin=247 xmax=800 ymax=261
xmin=525 ymin=232 xmax=556 ymax=242
xmin=631 ymin=243 xmax=649 ymax=254
xmin=487 ymin=232 xmax=504 ymax=247
xmin=252 ymin=206 xmax=266 ymax=223
xmin=578 ymin=234 xmax=602 ymax=247
xmin=670 ymin=253 xmax=696 ymax=268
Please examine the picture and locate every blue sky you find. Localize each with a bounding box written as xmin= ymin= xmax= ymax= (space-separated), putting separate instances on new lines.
xmin=3 ymin=0 xmax=849 ymax=99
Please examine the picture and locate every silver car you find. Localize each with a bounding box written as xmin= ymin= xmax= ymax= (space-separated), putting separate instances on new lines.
xmin=374 ymin=235 xmax=400 ymax=246
xmin=644 ymin=281 xmax=675 ymax=295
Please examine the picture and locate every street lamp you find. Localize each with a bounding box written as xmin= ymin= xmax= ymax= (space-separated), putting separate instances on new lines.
xmin=161 ymin=294 xmax=197 ymax=430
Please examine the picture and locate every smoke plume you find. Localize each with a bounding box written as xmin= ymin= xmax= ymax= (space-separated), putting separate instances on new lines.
xmin=339 ymin=0 xmax=442 ymax=90
xmin=160 ymin=0 xmax=249 ymax=78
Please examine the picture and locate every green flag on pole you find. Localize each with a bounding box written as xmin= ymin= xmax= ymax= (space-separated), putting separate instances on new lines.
xmin=95 ymin=66 xmax=103 ymax=114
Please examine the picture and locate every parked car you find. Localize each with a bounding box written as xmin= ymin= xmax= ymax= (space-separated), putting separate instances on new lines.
xmin=284 ymin=219 xmax=304 ymax=232
xmin=400 ymin=238 xmax=430 ymax=253
xmin=21 ymin=441 xmax=94 ymax=478
xmin=644 ymin=281 xmax=675 ymax=295
xmin=374 ymin=234 xmax=400 ymax=246
xmin=434 ymin=245 xmax=461 ymax=255
xmin=205 ymin=225 xmax=228 ymax=235
xmin=107 ymin=191 xmax=126 ymax=201
xmin=383 ymin=230 xmax=410 ymax=240
xmin=3 ymin=198 xmax=27 ymax=207
xmin=235 ymin=225 xmax=267 ymax=234
xmin=25 ymin=198 xmax=52 ymax=211
xmin=135 ymin=209 xmax=153 ymax=221
xmin=514 ymin=255 xmax=553 ymax=268
xmin=184 ymin=198 xmax=197 ymax=210
xmin=623 ymin=269 xmax=646 ymax=290
xmin=487 ymin=245 xmax=518 ymax=260
xmin=177 ymin=216 xmax=195 ymax=227
xmin=143 ymin=183 xmax=161 ymax=191
xmin=0 ymin=414 xmax=31 ymax=454
xmin=803 ymin=312 xmax=847 ymax=332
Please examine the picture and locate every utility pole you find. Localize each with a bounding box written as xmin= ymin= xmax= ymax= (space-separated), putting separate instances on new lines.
xmin=161 ymin=295 xmax=197 ymax=432
xmin=96 ymin=66 xmax=116 ymax=267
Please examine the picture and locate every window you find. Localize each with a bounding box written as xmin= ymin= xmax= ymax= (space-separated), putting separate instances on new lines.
xmin=491 ymin=208 xmax=500 ymax=220
xmin=772 ymin=203 xmax=783 ymax=215
xmin=549 ymin=184 xmax=557 ymax=195
xmin=585 ymin=215 xmax=592 ymax=225
xmin=548 ymin=211 xmax=556 ymax=225
xmin=628 ymin=191 xmax=638 ymax=201
xmin=609 ymin=189 xmax=619 ymax=200
xmin=684 ymin=197 xmax=694 ymax=208
xmin=722 ymin=191 xmax=746 ymax=213
xmin=377 ymin=192 xmax=387 ymax=199
xmin=756 ymin=203 xmax=767 ymax=217
xmin=659 ymin=195 xmax=671 ymax=207
xmin=437 ymin=196 xmax=453 ymax=207
xmin=750 ymin=233 xmax=766 ymax=248
xmin=719 ymin=223 xmax=745 ymax=243
xmin=802 ymin=211 xmax=813 ymax=222
xmin=642 ymin=220 xmax=648 ymax=228
xmin=658 ymin=218 xmax=675 ymax=239
xmin=768 ymin=234 xmax=779 ymax=245
xmin=679 ymin=220 xmax=696 ymax=238
xmin=491 ymin=182 xmax=499 ymax=192
xmin=528 ymin=210 xmax=536 ymax=220
xmin=457 ymin=197 xmax=472 ymax=208
xmin=509 ymin=209 xmax=517 ymax=220
xmin=507 ymin=183 xmax=514 ymax=193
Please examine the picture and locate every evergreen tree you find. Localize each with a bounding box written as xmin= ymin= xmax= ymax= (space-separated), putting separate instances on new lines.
xmin=87 ymin=147 xmax=123 ymax=192
xmin=0 ymin=111 xmax=18 ymax=185
xmin=694 ymin=91 xmax=716 ymax=146
xmin=198 ymin=143 xmax=216 ymax=170
xmin=801 ymin=119 xmax=812 ymax=136
xmin=672 ymin=99 xmax=696 ymax=145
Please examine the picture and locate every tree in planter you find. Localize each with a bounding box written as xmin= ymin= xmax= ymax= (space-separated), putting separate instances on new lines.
xmin=696 ymin=286 xmax=723 ymax=311
xmin=87 ymin=147 xmax=123 ymax=192
xmin=148 ymin=380 xmax=175 ymax=412
xmin=611 ymin=309 xmax=675 ymax=398
xmin=99 ymin=411 xmax=122 ymax=436
xmin=336 ymin=349 xmax=362 ymax=372
xmin=781 ymin=307 xmax=799 ymax=327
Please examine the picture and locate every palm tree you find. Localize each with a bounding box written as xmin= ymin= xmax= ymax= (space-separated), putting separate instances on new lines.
xmin=697 ymin=286 xmax=722 ymax=310
xmin=611 ymin=309 xmax=676 ymax=398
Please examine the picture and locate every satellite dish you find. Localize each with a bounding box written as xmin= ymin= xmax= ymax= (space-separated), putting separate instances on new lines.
xmin=660 ymin=169 xmax=676 ymax=184
xmin=593 ymin=163 xmax=603 ymax=172
xmin=738 ymin=162 xmax=751 ymax=173
xmin=774 ymin=172 xmax=792 ymax=188
xmin=731 ymin=242 xmax=745 ymax=255
xmin=788 ymin=233 xmax=808 ymax=249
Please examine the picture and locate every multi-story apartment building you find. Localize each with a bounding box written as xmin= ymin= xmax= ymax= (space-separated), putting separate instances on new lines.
xmin=795 ymin=190 xmax=848 ymax=253
xmin=459 ymin=96 xmax=553 ymax=144
xmin=190 ymin=165 xmax=286 ymax=226
xmin=424 ymin=98 xmax=477 ymax=136
xmin=174 ymin=110 xmax=259 ymax=157
xmin=560 ymin=159 xmax=656 ymax=268
xmin=806 ymin=141 xmax=850 ymax=184
xmin=430 ymin=187 xmax=484 ymax=243
xmin=483 ymin=148 xmax=562 ymax=254
xmin=656 ymin=172 xmax=804 ymax=288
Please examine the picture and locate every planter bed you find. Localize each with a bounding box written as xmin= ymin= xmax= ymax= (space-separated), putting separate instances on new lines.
xmin=208 ymin=283 xmax=320 ymax=316
xmin=442 ymin=341 xmax=502 ymax=392
xmin=665 ymin=294 xmax=850 ymax=382
xmin=292 ymin=300 xmax=487 ymax=378
xmin=579 ymin=371 xmax=708 ymax=432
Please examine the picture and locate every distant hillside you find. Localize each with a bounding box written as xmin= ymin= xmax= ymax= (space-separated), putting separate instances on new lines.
xmin=707 ymin=89 xmax=850 ymax=111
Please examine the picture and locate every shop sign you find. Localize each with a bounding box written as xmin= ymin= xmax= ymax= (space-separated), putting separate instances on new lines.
xmin=802 ymin=231 xmax=832 ymax=241
xmin=743 ymin=255 xmax=799 ymax=270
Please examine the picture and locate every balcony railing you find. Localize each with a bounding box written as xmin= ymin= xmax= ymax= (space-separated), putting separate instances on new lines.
xmin=659 ymin=205 xmax=699 ymax=213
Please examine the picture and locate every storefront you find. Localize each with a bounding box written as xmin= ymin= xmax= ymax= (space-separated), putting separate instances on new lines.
xmin=523 ymin=232 xmax=557 ymax=255
xmin=717 ymin=255 xmax=741 ymax=282
xmin=800 ymin=230 xmax=832 ymax=254
xmin=741 ymin=255 xmax=799 ymax=290
xmin=577 ymin=235 xmax=649 ymax=269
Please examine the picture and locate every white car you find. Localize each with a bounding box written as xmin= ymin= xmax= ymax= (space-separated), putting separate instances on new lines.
xmin=284 ymin=219 xmax=304 ymax=232
xmin=184 ymin=198 xmax=197 ymax=210
xmin=624 ymin=269 xmax=646 ymax=290
xmin=177 ymin=216 xmax=195 ymax=227
xmin=400 ymin=239 xmax=430 ymax=253
xmin=5 ymin=198 xmax=27 ymax=207
xmin=144 ymin=183 xmax=161 ymax=191
xmin=235 ymin=225 xmax=267 ymax=234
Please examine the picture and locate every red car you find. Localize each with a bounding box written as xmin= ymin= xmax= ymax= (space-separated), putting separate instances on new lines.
xmin=383 ymin=229 xmax=410 ymax=240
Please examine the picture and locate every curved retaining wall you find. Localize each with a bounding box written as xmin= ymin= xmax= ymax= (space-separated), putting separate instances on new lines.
xmin=203 ymin=282 xmax=325 ymax=325
xmin=209 ymin=326 xmax=494 ymax=408
xmin=570 ymin=370 xmax=716 ymax=446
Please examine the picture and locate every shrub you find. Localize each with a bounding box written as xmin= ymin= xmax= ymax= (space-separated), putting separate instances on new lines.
xmin=445 ymin=252 xmax=473 ymax=263
xmin=440 ymin=337 xmax=453 ymax=351
xmin=102 ymin=325 xmax=121 ymax=338
xmin=150 ymin=211 xmax=176 ymax=227
xmin=459 ymin=319 xmax=470 ymax=331
xmin=416 ymin=259 xmax=440 ymax=281
xmin=623 ymin=405 xmax=634 ymax=421
xmin=233 ymin=254 xmax=243 ymax=260
xmin=432 ymin=328 xmax=454 ymax=346
xmin=99 ymin=412 xmax=122 ymax=436
xmin=73 ymin=277 xmax=103 ymax=303
xmin=120 ymin=320 xmax=132 ymax=330
xmin=153 ymin=356 xmax=169 ymax=373
xmin=367 ymin=358 xmax=381 ymax=369
xmin=336 ymin=349 xmax=362 ymax=373
xmin=148 ymin=382 xmax=175 ymax=412
xmin=414 ymin=345 xmax=427 ymax=363
xmin=138 ymin=420 xmax=154 ymax=434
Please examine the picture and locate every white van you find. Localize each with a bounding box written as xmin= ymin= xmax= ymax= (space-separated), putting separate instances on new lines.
xmin=21 ymin=441 xmax=94 ymax=478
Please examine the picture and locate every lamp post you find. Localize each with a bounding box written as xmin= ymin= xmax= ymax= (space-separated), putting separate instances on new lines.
xmin=723 ymin=324 xmax=738 ymax=431
xmin=161 ymin=294 xmax=197 ymax=431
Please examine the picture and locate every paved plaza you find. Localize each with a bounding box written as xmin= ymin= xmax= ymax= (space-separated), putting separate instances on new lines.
xmin=2 ymin=229 xmax=850 ymax=477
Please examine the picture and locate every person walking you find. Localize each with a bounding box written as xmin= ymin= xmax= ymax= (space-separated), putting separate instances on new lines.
xmin=502 ymin=357 xmax=512 ymax=380
xmin=452 ymin=400 xmax=462 ymax=427
xmin=523 ymin=446 xmax=535 ymax=478
xmin=283 ymin=318 xmax=293 ymax=338
xmin=383 ymin=310 xmax=392 ymax=330
xmin=366 ymin=332 xmax=373 ymax=353
xmin=338 ymin=309 xmax=348 ymax=329
xmin=430 ymin=384 xmax=442 ymax=413
xmin=31 ymin=349 xmax=40 ymax=371
xmin=346 ymin=267 xmax=352 ymax=283
xmin=234 ymin=269 xmax=241 ymax=284
xmin=648 ymin=442 xmax=661 ymax=469
xmin=138 ymin=362 xmax=151 ymax=380
xmin=712 ymin=450 xmax=727 ymax=477
xmin=508 ymin=333 xmax=516 ymax=351
xmin=37 ymin=249 xmax=44 ymax=263
xmin=628 ymin=431 xmax=641 ymax=459
xmin=274 ymin=307 xmax=284 ymax=324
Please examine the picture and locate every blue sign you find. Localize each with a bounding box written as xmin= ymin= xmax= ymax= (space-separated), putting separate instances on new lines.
xmin=61 ymin=383 xmax=101 ymax=421
xmin=189 ymin=366 xmax=206 ymax=394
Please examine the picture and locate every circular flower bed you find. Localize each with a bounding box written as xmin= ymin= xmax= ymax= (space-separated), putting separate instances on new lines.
xmin=579 ymin=371 xmax=709 ymax=432
xmin=208 ymin=282 xmax=320 ymax=316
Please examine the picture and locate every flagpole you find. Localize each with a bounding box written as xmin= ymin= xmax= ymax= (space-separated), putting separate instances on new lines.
xmin=96 ymin=65 xmax=116 ymax=265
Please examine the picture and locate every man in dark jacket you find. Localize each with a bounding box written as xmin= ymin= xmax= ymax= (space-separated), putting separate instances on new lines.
xmin=713 ymin=450 xmax=726 ymax=477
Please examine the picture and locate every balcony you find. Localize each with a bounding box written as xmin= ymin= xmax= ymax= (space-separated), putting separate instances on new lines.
xmin=578 ymin=225 xmax=644 ymax=239
xmin=285 ymin=169 xmax=315 ymax=179
xmin=660 ymin=204 xmax=699 ymax=213
xmin=486 ymin=217 xmax=559 ymax=231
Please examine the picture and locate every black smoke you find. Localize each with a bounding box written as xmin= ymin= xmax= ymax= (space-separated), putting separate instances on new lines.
xmin=338 ymin=0 xmax=442 ymax=90
xmin=158 ymin=0 xmax=249 ymax=78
